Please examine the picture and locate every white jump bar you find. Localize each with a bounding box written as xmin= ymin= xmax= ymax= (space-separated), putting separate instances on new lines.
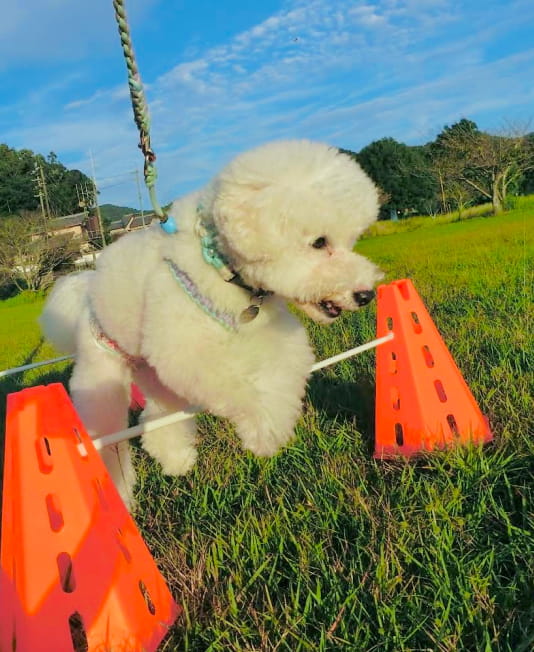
xmin=91 ymin=332 xmax=394 ymax=451
xmin=0 ymin=354 xmax=73 ymax=379
xmin=0 ymin=332 xmax=394 ymax=452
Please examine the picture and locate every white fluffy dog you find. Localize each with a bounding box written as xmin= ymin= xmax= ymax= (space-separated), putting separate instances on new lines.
xmin=41 ymin=140 xmax=382 ymax=509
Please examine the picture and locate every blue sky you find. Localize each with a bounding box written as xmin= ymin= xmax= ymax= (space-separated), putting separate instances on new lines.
xmin=1 ymin=0 xmax=533 ymax=208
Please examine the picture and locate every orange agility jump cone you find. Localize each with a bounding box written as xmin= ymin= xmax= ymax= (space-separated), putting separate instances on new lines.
xmin=0 ymin=383 xmax=180 ymax=652
xmin=374 ymin=279 xmax=492 ymax=458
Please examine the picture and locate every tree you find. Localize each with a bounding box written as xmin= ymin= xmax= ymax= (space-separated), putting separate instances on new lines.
xmin=0 ymin=145 xmax=93 ymax=217
xmin=431 ymin=119 xmax=534 ymax=214
xmin=0 ymin=213 xmax=78 ymax=292
xmin=519 ymin=133 xmax=534 ymax=194
xmin=353 ymin=138 xmax=437 ymax=219
xmin=0 ymin=145 xmax=39 ymax=214
xmin=43 ymin=152 xmax=96 ymax=216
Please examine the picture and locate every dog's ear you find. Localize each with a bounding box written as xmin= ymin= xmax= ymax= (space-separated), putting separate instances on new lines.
xmin=210 ymin=180 xmax=273 ymax=263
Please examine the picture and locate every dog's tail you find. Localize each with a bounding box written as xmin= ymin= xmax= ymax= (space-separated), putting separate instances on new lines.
xmin=40 ymin=271 xmax=93 ymax=355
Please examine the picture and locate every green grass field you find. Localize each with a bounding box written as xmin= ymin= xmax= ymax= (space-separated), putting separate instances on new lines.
xmin=1 ymin=205 xmax=533 ymax=651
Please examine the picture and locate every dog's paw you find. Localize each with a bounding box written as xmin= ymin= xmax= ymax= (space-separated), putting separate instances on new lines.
xmin=159 ymin=445 xmax=198 ymax=476
xmin=241 ymin=434 xmax=293 ymax=458
xmin=141 ymin=421 xmax=198 ymax=476
xmin=236 ymin=417 xmax=296 ymax=457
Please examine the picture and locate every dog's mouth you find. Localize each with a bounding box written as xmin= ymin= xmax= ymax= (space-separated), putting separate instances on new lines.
xmin=293 ymin=298 xmax=345 ymax=324
xmin=318 ymin=299 xmax=342 ymax=319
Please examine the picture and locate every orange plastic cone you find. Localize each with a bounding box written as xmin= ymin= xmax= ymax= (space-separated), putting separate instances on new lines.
xmin=1 ymin=383 xmax=180 ymax=651
xmin=374 ymin=279 xmax=492 ymax=458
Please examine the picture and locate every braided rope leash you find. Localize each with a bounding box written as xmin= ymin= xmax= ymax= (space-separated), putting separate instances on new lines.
xmin=112 ymin=0 xmax=177 ymax=234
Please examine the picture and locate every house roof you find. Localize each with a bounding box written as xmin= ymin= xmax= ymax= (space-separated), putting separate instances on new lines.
xmin=49 ymin=212 xmax=86 ymax=230
xmin=109 ymin=213 xmax=156 ymax=232
xmin=126 ymin=214 xmax=156 ymax=229
xmin=109 ymin=219 xmax=124 ymax=232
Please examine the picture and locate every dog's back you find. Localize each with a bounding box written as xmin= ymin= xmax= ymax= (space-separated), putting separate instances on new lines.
xmin=41 ymin=223 xmax=167 ymax=358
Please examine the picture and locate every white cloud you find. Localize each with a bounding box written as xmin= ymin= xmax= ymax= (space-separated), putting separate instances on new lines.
xmin=64 ymin=85 xmax=128 ymax=111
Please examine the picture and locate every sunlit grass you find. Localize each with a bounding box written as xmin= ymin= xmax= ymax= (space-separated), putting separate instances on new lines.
xmin=363 ymin=194 xmax=534 ymax=239
xmin=0 ymin=206 xmax=532 ymax=650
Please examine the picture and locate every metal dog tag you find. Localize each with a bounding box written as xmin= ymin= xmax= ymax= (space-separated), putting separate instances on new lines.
xmin=240 ymin=305 xmax=260 ymax=323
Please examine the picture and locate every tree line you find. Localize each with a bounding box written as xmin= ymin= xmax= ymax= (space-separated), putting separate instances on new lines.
xmin=2 ymin=119 xmax=533 ymax=222
xmin=1 ymin=119 xmax=533 ymax=295
xmin=0 ymin=144 xmax=93 ymax=218
xmin=344 ymin=119 xmax=534 ymax=219
xmin=0 ymin=145 xmax=97 ymax=295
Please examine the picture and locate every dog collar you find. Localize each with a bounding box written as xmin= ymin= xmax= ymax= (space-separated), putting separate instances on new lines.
xmin=195 ymin=216 xmax=235 ymax=281
xmin=164 ymin=257 xmax=239 ymax=331
xmin=195 ymin=205 xmax=272 ymax=322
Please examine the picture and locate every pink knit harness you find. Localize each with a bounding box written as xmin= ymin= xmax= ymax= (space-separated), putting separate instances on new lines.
xmin=89 ymin=308 xmax=145 ymax=368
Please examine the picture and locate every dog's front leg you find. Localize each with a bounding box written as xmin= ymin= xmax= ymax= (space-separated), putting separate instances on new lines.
xmin=231 ymin=369 xmax=310 ymax=457
xmin=149 ymin=336 xmax=313 ymax=459
xmin=227 ymin=327 xmax=315 ymax=457
xmin=133 ymin=364 xmax=198 ymax=476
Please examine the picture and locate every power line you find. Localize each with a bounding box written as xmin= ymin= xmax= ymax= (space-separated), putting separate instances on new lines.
xmin=97 ymin=180 xmax=134 ymax=191
xmin=95 ymin=170 xmax=137 ymax=183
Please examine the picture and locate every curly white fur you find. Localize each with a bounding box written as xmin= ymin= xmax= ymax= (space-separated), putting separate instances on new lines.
xmin=40 ymin=140 xmax=382 ymax=510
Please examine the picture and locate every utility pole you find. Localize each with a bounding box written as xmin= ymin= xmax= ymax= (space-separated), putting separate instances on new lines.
xmin=76 ymin=184 xmax=84 ymax=211
xmin=134 ymin=168 xmax=146 ymax=227
xmin=34 ymin=162 xmax=47 ymax=223
xmin=40 ymin=164 xmax=52 ymax=219
xmin=34 ymin=161 xmax=52 ymax=231
xmin=76 ymin=183 xmax=89 ymax=243
xmin=76 ymin=183 xmax=91 ymax=216
xmin=90 ymin=150 xmax=106 ymax=248
xmin=83 ymin=182 xmax=92 ymax=210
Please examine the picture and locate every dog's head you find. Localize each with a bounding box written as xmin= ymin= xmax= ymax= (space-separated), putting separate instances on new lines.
xmin=204 ymin=140 xmax=382 ymax=323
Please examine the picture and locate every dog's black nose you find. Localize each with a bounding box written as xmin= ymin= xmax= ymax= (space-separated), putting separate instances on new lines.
xmin=353 ymin=290 xmax=375 ymax=307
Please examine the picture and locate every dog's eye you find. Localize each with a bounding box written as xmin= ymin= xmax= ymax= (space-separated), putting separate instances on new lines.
xmin=312 ymin=236 xmax=327 ymax=249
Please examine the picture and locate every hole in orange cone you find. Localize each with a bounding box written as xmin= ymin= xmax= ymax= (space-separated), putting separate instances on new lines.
xmin=447 ymin=414 xmax=459 ymax=435
xmin=46 ymin=493 xmax=64 ymax=532
xmin=69 ymin=612 xmax=88 ymax=652
xmin=395 ymin=423 xmax=404 ymax=446
xmin=434 ymin=380 xmax=447 ymax=403
xmin=389 ymin=352 xmax=397 ymax=375
xmin=422 ymin=345 xmax=434 ymax=367
xmin=116 ymin=531 xmax=132 ymax=563
xmin=391 ymin=387 xmax=400 ymax=410
xmin=36 ymin=437 xmax=53 ymax=473
xmin=411 ymin=312 xmax=422 ymax=334
xmin=139 ymin=580 xmax=156 ymax=615
xmin=57 ymin=552 xmax=76 ymax=593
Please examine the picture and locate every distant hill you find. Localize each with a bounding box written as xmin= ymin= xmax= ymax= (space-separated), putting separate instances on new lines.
xmin=99 ymin=204 xmax=140 ymax=222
